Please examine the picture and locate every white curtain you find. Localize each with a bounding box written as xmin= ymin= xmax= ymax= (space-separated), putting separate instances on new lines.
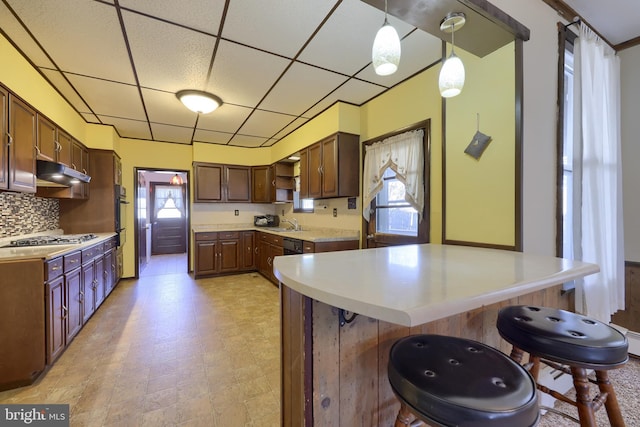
xmin=572 ymin=23 xmax=625 ymax=323
xmin=362 ymin=129 xmax=424 ymax=221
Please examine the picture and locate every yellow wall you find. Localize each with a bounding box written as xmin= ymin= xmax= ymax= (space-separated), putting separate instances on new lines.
xmin=444 ymin=43 xmax=516 ymax=246
xmin=0 ymin=34 xmax=86 ymax=143
xmin=360 ymin=66 xmax=444 ymax=243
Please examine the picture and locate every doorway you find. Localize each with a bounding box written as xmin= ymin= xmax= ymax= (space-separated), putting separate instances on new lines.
xmin=134 ymin=169 xmax=190 ymax=278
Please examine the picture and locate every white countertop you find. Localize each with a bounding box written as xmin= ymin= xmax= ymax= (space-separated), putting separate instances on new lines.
xmin=192 ymin=224 xmax=359 ymax=242
xmin=273 ymin=244 xmax=600 ymax=327
xmin=0 ymin=233 xmax=117 ymax=261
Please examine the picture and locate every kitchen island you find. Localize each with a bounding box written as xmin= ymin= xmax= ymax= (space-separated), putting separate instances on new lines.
xmin=273 ymin=244 xmax=599 ymax=426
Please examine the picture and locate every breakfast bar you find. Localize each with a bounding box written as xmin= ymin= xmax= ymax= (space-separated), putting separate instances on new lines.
xmin=273 ymin=244 xmax=600 ymax=426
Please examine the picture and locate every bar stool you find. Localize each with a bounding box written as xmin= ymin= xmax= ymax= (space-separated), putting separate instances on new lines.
xmin=388 ymin=334 xmax=540 ymax=427
xmin=497 ymin=305 xmax=628 ymax=427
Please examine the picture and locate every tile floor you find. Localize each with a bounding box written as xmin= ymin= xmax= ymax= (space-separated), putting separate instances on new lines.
xmin=0 ymin=256 xmax=281 ymax=426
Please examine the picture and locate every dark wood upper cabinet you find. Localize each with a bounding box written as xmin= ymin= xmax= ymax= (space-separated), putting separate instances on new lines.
xmin=0 ymin=86 xmax=7 ymax=190
xmin=194 ymin=162 xmax=250 ymax=203
xmin=36 ymin=114 xmax=57 ymax=161
xmin=301 ymin=132 xmax=359 ymax=200
xmin=251 ymin=165 xmax=271 ymax=203
xmin=7 ymin=94 xmax=36 ymax=193
xmin=57 ymin=129 xmax=72 ymax=167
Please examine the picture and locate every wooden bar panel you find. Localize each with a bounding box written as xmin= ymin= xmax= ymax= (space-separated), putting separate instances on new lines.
xmin=312 ymin=301 xmax=340 ymax=426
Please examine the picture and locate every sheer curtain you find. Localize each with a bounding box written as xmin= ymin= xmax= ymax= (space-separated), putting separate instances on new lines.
xmin=572 ymin=23 xmax=625 ymax=323
xmin=362 ymin=129 xmax=424 ymax=221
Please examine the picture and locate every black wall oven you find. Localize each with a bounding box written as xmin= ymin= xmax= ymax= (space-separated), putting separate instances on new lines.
xmin=115 ymin=185 xmax=128 ymax=246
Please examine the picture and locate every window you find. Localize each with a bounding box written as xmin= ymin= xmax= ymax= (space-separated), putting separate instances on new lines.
xmin=154 ymin=186 xmax=184 ymax=219
xmin=561 ymin=48 xmax=574 ymax=261
xmin=375 ymin=168 xmax=418 ymax=236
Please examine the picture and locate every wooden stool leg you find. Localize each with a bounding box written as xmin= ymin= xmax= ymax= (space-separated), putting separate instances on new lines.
xmin=571 ymin=366 xmax=597 ymax=427
xmin=595 ymin=370 xmax=626 ymax=427
xmin=509 ymin=345 xmax=525 ymax=364
xmin=394 ymin=402 xmax=414 ymax=427
xmin=528 ymin=355 xmax=541 ymax=381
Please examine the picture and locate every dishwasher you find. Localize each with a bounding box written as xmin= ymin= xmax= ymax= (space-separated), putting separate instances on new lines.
xmin=282 ymin=237 xmax=303 ymax=255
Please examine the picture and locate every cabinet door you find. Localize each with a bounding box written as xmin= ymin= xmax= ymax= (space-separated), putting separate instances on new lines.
xmin=57 ymin=129 xmax=72 ymax=166
xmin=321 ymin=136 xmax=339 ymax=197
xmin=46 ymin=276 xmax=66 ymax=364
xmin=65 ymin=267 xmax=83 ymax=342
xmin=36 ymin=114 xmax=57 ymax=161
xmin=104 ymin=249 xmax=115 ymax=296
xmin=195 ymin=240 xmax=218 ymax=276
xmin=307 ymin=142 xmax=322 ymax=199
xmin=258 ymin=239 xmax=271 ymax=278
xmin=219 ymin=238 xmax=241 ymax=272
xmin=194 ymin=163 xmax=223 ymax=202
xmin=8 ymin=94 xmax=36 ymax=193
xmin=242 ymin=231 xmax=256 ymax=270
xmin=0 ymin=86 xmax=7 ymax=189
xmin=226 ymin=165 xmax=251 ymax=202
xmin=94 ymin=256 xmax=105 ymax=309
xmin=82 ymin=261 xmax=96 ymax=324
xmin=268 ymin=244 xmax=284 ymax=283
xmin=251 ymin=165 xmax=271 ymax=203
xmin=113 ymin=154 xmax=122 ymax=185
xmin=298 ymin=149 xmax=309 ymax=199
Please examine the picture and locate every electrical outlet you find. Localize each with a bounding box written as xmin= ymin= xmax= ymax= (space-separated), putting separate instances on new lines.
xmin=234 ymin=210 xmax=239 ymax=216
xmin=282 ymin=209 xmax=285 ymax=216
xmin=333 ymin=208 xmax=337 ymax=217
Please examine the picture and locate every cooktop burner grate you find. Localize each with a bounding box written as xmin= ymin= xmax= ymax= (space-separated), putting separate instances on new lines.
xmin=4 ymin=234 xmax=98 ymax=247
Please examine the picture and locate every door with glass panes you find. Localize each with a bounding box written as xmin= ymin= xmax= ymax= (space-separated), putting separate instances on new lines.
xmin=150 ymin=183 xmax=187 ymax=254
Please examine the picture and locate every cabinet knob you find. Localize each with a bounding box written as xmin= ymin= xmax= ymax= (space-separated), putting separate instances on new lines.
xmin=62 ymin=305 xmax=68 ymax=319
xmin=6 ymin=132 xmax=13 ymax=145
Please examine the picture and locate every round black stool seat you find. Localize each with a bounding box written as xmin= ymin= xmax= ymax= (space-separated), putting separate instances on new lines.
xmin=388 ymin=335 xmax=540 ymax=427
xmin=497 ymin=305 xmax=628 ymax=369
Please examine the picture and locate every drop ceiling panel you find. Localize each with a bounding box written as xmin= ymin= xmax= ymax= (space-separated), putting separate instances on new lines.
xmin=193 ymin=129 xmax=233 ymax=145
xmin=298 ymin=0 xmax=414 ymax=76
xmin=197 ymin=104 xmax=253 ymax=134
xmin=6 ymin=0 xmax=135 ymax=84
xmin=223 ymin=0 xmax=338 ymax=58
xmin=305 ymin=79 xmax=383 ymax=118
xmin=227 ymin=134 xmax=270 ymax=148
xmin=66 ymin=74 xmax=147 ymax=121
xmin=40 ymin=69 xmax=92 ymax=114
xmin=0 ymin=2 xmax=55 ymax=69
xmin=142 ymin=88 xmax=198 ymax=127
xmin=356 ymin=29 xmax=442 ymax=86
xmin=238 ymin=110 xmax=298 ymax=139
xmin=118 ymin=0 xmax=224 ymax=34
xmin=207 ymin=40 xmax=291 ymax=108
xmin=272 ymin=117 xmax=310 ymax=140
xmin=150 ymin=123 xmax=194 ymax=144
xmin=99 ymin=116 xmax=151 ymax=140
xmin=123 ymin=11 xmax=215 ymax=92
xmin=260 ymin=62 xmax=348 ymax=115
xmin=81 ymin=113 xmax=100 ymax=124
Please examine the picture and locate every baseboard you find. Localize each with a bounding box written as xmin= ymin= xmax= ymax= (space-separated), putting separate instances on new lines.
xmin=626 ymin=330 xmax=640 ymax=357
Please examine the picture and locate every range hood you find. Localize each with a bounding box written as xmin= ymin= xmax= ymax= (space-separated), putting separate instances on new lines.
xmin=36 ymin=159 xmax=91 ymax=187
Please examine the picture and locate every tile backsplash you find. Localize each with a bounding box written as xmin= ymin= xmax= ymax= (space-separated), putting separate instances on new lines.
xmin=0 ymin=192 xmax=59 ymax=238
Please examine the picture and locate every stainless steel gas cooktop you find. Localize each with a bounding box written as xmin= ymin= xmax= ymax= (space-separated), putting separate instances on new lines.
xmin=3 ymin=234 xmax=98 ymax=248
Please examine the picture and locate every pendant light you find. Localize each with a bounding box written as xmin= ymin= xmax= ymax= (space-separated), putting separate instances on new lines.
xmin=438 ymin=12 xmax=466 ymax=98
xmin=371 ymin=0 xmax=401 ymax=76
xmin=170 ymin=174 xmax=183 ymax=185
xmin=176 ymin=90 xmax=223 ymax=114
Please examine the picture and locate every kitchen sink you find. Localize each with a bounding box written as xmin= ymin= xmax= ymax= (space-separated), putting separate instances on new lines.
xmin=264 ymin=227 xmax=300 ymax=232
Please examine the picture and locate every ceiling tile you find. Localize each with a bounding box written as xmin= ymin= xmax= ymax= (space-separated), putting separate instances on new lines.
xmin=298 ymin=0 xmax=414 ymax=76
xmin=207 ymin=40 xmax=290 ymax=107
xmin=142 ymin=88 xmax=198 ymax=127
xmin=6 ymin=0 xmax=135 ymax=84
xmin=150 ymin=123 xmax=194 ymax=144
xmin=40 ymin=68 xmax=92 ymax=114
xmin=223 ymin=0 xmax=338 ymax=58
xmin=260 ymin=62 xmax=348 ymax=116
xmin=197 ymin=104 xmax=253 ymax=134
xmin=272 ymin=117 xmax=310 ymax=140
xmin=193 ymin=129 xmax=233 ymax=145
xmin=99 ymin=116 xmax=151 ymax=140
xmin=304 ymin=78 xmax=384 ymax=118
xmin=0 ymin=2 xmax=55 ymax=69
xmin=227 ymin=134 xmax=270 ymax=148
xmin=118 ymin=0 xmax=224 ymax=34
xmin=66 ymin=74 xmax=147 ymax=121
xmin=81 ymin=113 xmax=100 ymax=124
xmin=237 ymin=110 xmax=298 ymax=139
xmin=356 ymin=29 xmax=442 ymax=86
xmin=123 ymin=10 xmax=216 ymax=92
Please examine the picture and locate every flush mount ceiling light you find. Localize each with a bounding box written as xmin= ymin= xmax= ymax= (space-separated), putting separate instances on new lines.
xmin=438 ymin=12 xmax=466 ymax=98
xmin=371 ymin=0 xmax=401 ymax=76
xmin=176 ymin=90 xmax=222 ymax=114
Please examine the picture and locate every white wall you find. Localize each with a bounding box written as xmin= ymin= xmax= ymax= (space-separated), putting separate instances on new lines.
xmin=620 ymin=45 xmax=640 ymax=262
xmin=490 ymin=0 xmax=565 ymax=255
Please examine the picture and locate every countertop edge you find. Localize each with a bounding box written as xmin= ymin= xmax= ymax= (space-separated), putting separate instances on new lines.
xmin=0 ymin=233 xmax=118 ymax=262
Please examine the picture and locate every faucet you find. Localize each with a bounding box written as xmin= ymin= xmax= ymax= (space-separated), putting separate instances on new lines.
xmin=281 ymin=217 xmax=300 ymax=231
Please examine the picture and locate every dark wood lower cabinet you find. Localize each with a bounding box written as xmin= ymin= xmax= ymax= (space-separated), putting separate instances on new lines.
xmin=46 ymin=276 xmax=66 ymax=364
xmin=66 ymin=267 xmax=83 ymax=341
